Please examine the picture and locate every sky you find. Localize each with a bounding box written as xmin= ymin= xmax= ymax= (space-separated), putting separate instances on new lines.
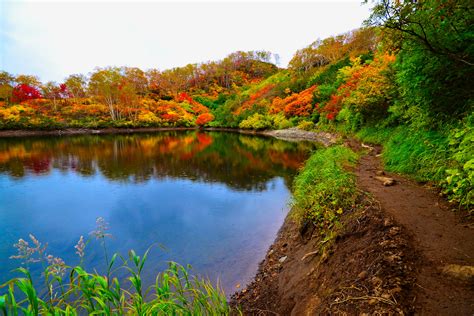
xmin=0 ymin=0 xmax=374 ymax=82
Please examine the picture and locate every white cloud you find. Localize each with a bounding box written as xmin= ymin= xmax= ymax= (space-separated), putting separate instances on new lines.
xmin=1 ymin=1 xmax=373 ymax=82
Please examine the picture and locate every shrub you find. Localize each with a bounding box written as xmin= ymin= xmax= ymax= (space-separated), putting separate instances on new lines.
xmin=239 ymin=113 xmax=272 ymax=130
xmin=297 ymin=120 xmax=315 ymax=131
xmin=292 ymin=146 xmax=358 ymax=233
xmin=196 ymin=113 xmax=215 ymax=126
xmin=443 ymin=115 xmax=474 ymax=209
xmin=272 ymin=113 xmax=293 ymax=130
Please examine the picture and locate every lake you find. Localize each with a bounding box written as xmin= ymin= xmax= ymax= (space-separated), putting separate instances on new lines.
xmin=0 ymin=131 xmax=315 ymax=294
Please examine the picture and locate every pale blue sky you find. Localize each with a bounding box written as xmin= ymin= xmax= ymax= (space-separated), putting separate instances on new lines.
xmin=1 ymin=0 xmax=373 ymax=82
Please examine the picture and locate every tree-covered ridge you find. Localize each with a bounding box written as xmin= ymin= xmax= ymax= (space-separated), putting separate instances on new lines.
xmin=0 ymin=0 xmax=472 ymax=207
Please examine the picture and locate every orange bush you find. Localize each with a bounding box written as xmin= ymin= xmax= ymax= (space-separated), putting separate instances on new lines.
xmin=196 ymin=113 xmax=215 ymax=126
xmin=270 ymin=86 xmax=316 ymax=117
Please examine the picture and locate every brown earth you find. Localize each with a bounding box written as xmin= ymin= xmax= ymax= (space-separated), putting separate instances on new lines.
xmin=232 ymin=139 xmax=474 ymax=315
xmin=355 ymin=143 xmax=474 ymax=315
xmin=231 ymin=191 xmax=417 ymax=315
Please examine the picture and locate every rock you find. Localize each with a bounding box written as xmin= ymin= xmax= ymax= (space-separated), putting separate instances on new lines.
xmin=358 ymin=271 xmax=368 ymax=279
xmin=442 ymin=264 xmax=474 ymax=282
xmin=383 ymin=218 xmax=393 ymax=227
xmin=375 ymin=176 xmax=396 ymax=186
xmin=268 ymin=249 xmax=274 ymax=256
xmin=279 ymin=256 xmax=288 ymax=263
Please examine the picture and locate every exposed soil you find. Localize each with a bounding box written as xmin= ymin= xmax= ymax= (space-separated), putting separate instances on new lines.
xmin=354 ymin=143 xmax=474 ymax=315
xmin=231 ymin=191 xmax=418 ymax=315
xmin=232 ymin=137 xmax=474 ymax=315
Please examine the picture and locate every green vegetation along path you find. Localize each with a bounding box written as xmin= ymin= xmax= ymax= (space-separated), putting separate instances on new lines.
xmin=355 ymin=145 xmax=474 ymax=315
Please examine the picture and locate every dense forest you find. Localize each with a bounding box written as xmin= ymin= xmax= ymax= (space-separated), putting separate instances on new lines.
xmin=1 ymin=0 xmax=472 ymax=210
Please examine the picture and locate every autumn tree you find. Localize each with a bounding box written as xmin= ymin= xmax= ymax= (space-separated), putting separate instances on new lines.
xmin=0 ymin=71 xmax=15 ymax=104
xmin=123 ymin=67 xmax=148 ymax=96
xmin=64 ymin=74 xmax=87 ymax=98
xmin=366 ymin=0 xmax=474 ymax=122
xmin=195 ymin=113 xmax=215 ymax=126
xmin=42 ymin=82 xmax=72 ymax=110
xmin=15 ymin=75 xmax=41 ymax=88
xmin=88 ymin=67 xmax=123 ymax=120
xmin=11 ymin=84 xmax=42 ymax=103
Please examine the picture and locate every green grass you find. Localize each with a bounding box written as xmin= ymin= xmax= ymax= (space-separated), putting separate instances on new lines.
xmin=0 ymin=219 xmax=233 ymax=315
xmin=357 ymin=126 xmax=449 ymax=183
xmin=1 ymin=256 xmax=231 ymax=316
xmin=292 ymin=145 xmax=358 ymax=237
xmin=356 ymin=125 xmax=472 ymax=209
xmin=357 ymin=126 xmax=449 ymax=181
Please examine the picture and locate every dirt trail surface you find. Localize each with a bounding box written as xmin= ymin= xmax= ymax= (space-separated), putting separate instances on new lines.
xmin=356 ymin=145 xmax=474 ymax=315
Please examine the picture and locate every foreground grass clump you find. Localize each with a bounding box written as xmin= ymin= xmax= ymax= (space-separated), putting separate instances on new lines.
xmin=0 ymin=218 xmax=231 ymax=315
xmin=292 ymin=145 xmax=358 ymax=237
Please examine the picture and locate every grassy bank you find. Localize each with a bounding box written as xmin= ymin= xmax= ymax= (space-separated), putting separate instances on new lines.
xmin=292 ymin=145 xmax=359 ymax=247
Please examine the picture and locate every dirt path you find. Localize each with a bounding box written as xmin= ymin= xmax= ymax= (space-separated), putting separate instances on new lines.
xmin=356 ymin=146 xmax=474 ymax=315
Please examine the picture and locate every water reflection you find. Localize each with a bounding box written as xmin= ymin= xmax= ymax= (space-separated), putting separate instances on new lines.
xmin=0 ymin=131 xmax=316 ymax=295
xmin=0 ymin=131 xmax=314 ymax=190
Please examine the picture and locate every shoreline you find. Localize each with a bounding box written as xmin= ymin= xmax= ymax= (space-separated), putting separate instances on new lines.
xmin=0 ymin=127 xmax=337 ymax=146
xmin=230 ymin=185 xmax=417 ymax=314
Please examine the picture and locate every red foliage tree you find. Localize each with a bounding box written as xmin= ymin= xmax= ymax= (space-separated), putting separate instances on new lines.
xmin=177 ymin=92 xmax=193 ymax=103
xmin=196 ymin=113 xmax=215 ymax=126
xmin=12 ymin=84 xmax=42 ymax=103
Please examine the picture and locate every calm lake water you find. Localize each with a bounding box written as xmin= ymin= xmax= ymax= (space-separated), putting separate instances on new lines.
xmin=0 ymin=131 xmax=315 ymax=294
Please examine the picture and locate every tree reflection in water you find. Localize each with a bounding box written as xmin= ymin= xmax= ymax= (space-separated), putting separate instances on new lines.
xmin=0 ymin=131 xmax=317 ymax=191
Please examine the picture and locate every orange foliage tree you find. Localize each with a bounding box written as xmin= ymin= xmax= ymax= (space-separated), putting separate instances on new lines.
xmin=270 ymin=86 xmax=317 ymax=117
xmin=196 ymin=113 xmax=215 ymax=126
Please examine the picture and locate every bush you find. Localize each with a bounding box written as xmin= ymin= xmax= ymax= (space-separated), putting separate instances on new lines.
xmin=196 ymin=113 xmax=215 ymax=126
xmin=272 ymin=113 xmax=293 ymax=130
xmin=239 ymin=113 xmax=272 ymax=130
xmin=292 ymin=146 xmax=358 ymax=235
xmin=443 ymin=115 xmax=474 ymax=209
xmin=297 ymin=120 xmax=314 ymax=131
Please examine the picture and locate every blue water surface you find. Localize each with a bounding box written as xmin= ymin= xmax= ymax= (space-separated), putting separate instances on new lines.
xmin=0 ymin=131 xmax=314 ymax=294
